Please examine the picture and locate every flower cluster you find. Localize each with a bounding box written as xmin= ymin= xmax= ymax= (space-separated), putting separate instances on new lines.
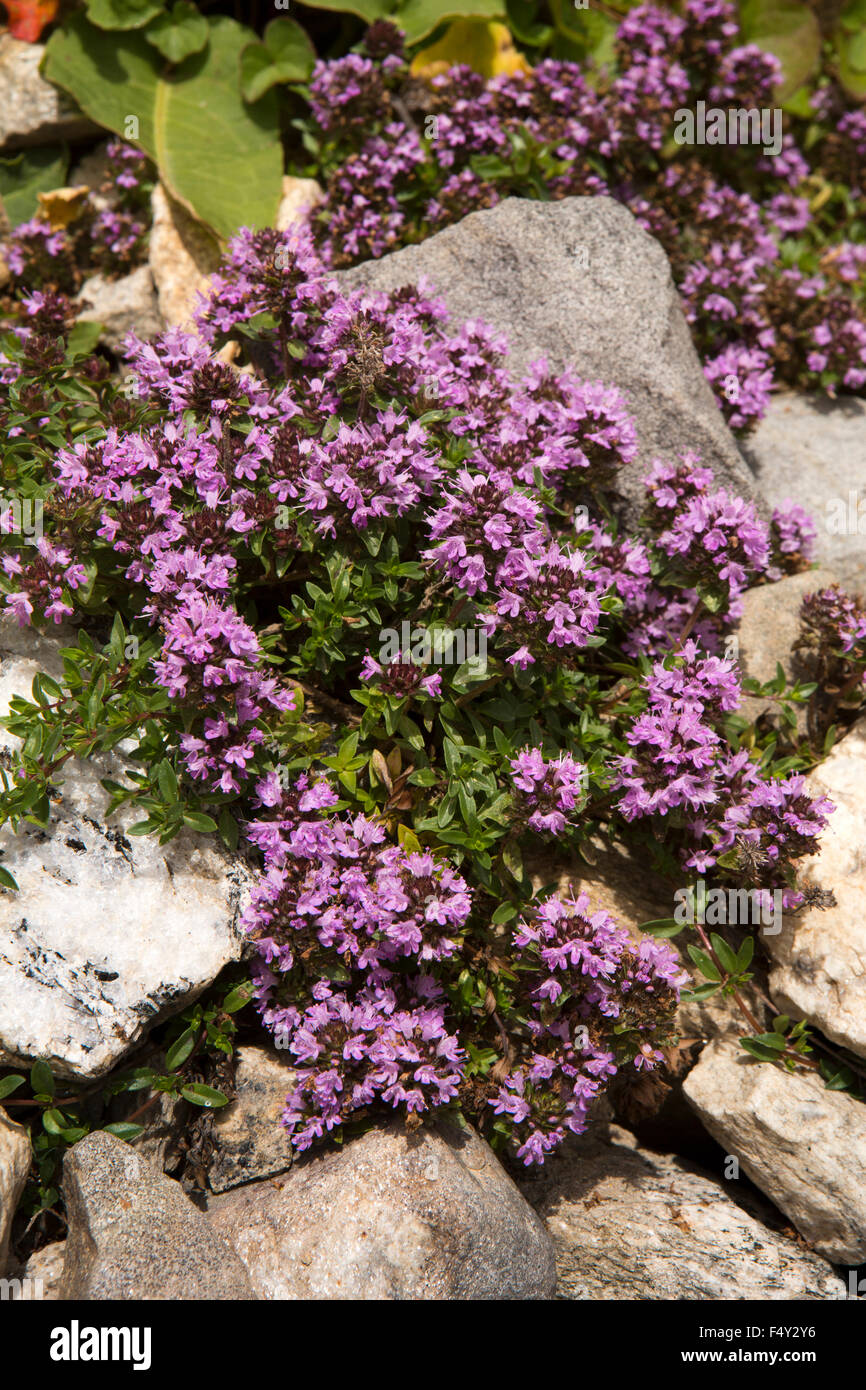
xmin=0 ymin=221 xmax=848 ymax=1163
xmin=3 ymin=141 xmax=153 ymax=295
xmin=300 ymin=1 xmax=866 ymax=423
xmin=492 ymin=892 xmax=686 ymax=1163
xmin=508 ymin=747 xmax=586 ymax=834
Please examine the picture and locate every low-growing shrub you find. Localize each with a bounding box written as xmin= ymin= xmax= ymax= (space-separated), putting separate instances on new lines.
xmin=0 ymin=224 xmax=861 ymax=1163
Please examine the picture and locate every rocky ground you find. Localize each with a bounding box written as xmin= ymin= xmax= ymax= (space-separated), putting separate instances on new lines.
xmin=0 ymin=35 xmax=865 ymax=1302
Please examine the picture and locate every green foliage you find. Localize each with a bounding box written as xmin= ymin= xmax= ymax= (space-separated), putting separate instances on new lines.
xmin=739 ymin=0 xmax=821 ymax=100
xmin=143 ymin=1 xmax=209 ymax=62
xmin=0 ymin=146 xmax=67 ymax=229
xmin=836 ymin=0 xmax=866 ymax=98
xmin=278 ymin=0 xmax=507 ymax=45
xmin=1 ymin=976 xmax=253 ymax=1225
xmin=42 ymin=13 xmax=283 ymax=241
xmin=240 ymin=17 xmax=317 ymax=104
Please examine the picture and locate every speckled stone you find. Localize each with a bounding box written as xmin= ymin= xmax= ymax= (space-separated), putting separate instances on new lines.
xmin=684 ymin=1041 xmax=866 ymax=1264
xmin=340 ymin=197 xmax=763 ymax=522
xmin=0 ymin=615 xmax=251 ymax=1081
xmin=209 ymin=1046 xmax=295 ymax=1193
xmin=59 ymin=1131 xmax=256 ymax=1300
xmin=207 ymin=1119 xmax=556 ymax=1299
xmin=523 ymin=1123 xmax=846 ymax=1300
xmin=0 ymin=1108 xmax=30 ymax=1276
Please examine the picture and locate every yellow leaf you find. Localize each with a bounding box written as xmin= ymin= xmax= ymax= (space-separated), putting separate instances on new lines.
xmin=410 ymin=20 xmax=532 ymax=80
xmin=36 ymin=186 xmax=90 ymax=231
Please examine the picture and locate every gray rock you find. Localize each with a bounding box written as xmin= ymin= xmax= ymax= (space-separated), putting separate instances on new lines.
xmin=59 ymin=1131 xmax=255 ymax=1300
xmin=0 ymin=37 xmax=97 ymax=150
xmin=0 ymin=616 xmax=250 ymax=1080
xmin=209 ymin=1046 xmax=295 ymax=1193
xmin=76 ymin=265 xmax=162 ymax=354
xmin=524 ymin=1123 xmax=845 ymax=1300
xmin=764 ymin=719 xmax=866 ymax=1059
xmin=684 ymin=1040 xmax=866 ymax=1264
xmin=9 ymin=1240 xmax=65 ymax=1300
xmin=340 ymin=197 xmax=763 ymax=519
xmin=735 ymin=567 xmax=838 ymax=731
xmin=0 ymin=1108 xmax=30 ymax=1275
xmin=743 ymin=392 xmax=866 ymax=595
xmin=207 ymin=1119 xmax=556 ymax=1299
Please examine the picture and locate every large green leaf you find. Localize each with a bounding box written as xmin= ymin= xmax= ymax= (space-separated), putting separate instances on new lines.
xmin=0 ymin=145 xmax=67 ymax=227
xmin=836 ymin=1 xmax=866 ymax=99
xmin=86 ymin=0 xmax=165 ymax=30
xmin=398 ymin=0 xmax=505 ymax=43
xmin=155 ymin=18 xmax=283 ymax=239
xmin=290 ymin=0 xmax=392 ymax=23
xmin=738 ymin=0 xmax=821 ymax=100
xmin=43 ymin=14 xmax=283 ymax=241
xmin=43 ymin=15 xmax=160 ymax=151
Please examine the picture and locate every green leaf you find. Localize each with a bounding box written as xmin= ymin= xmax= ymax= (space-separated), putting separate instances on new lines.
xmin=156 ymin=759 xmax=179 ymax=803
xmin=86 ymin=0 xmax=165 ymax=29
xmin=181 ymin=1082 xmax=229 ymax=1108
xmin=746 ymin=1031 xmax=787 ymax=1051
xmin=43 ymin=17 xmax=159 ymax=153
xmin=0 ymin=1074 xmax=25 ymax=1101
xmin=103 ymin=1121 xmax=146 ymax=1140
xmin=219 ymin=807 xmax=239 ymax=851
xmin=686 ymin=945 xmax=722 ymax=982
xmin=285 ymin=0 xmax=390 ymax=24
xmin=182 ymin=811 xmax=218 ymax=833
xmin=43 ymin=15 xmax=283 ymax=241
xmin=740 ymin=1036 xmax=787 ymax=1062
xmin=30 ymin=1060 xmax=55 ymax=1098
xmin=398 ymin=0 xmax=505 ymax=42
xmin=145 ymin=1 xmax=209 ymax=62
xmin=680 ymin=982 xmax=722 ymax=1002
xmin=67 ymin=320 xmax=104 ymax=359
xmin=739 ymin=0 xmax=821 ymax=100
xmin=709 ymin=933 xmax=740 ymax=976
xmin=0 ymin=866 xmax=20 ymax=892
xmin=165 ymin=1027 xmax=196 ymax=1071
xmin=0 ymin=146 xmax=67 ymax=228
xmin=240 ymin=17 xmax=315 ymax=103
xmin=638 ymin=917 xmax=685 ymax=938
xmin=223 ymin=983 xmax=252 ymax=1013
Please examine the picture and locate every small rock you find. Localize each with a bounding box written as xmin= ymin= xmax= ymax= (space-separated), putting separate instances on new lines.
xmin=10 ymin=1240 xmax=66 ymax=1300
xmin=764 ymin=719 xmax=866 ymax=1059
xmin=341 ymin=197 xmax=764 ymax=521
xmin=60 ymin=1131 xmax=255 ymax=1299
xmin=207 ymin=1119 xmax=556 ymax=1299
xmin=524 ymin=1122 xmax=846 ymax=1300
xmin=0 ymin=616 xmax=250 ymax=1080
xmin=276 ymin=175 xmax=324 ymax=232
xmin=149 ymin=182 xmax=221 ymax=331
xmin=743 ymin=392 xmax=866 ymax=595
xmin=0 ymin=1108 xmax=30 ymax=1276
xmin=75 ymin=265 xmax=162 ymax=354
xmin=684 ymin=1040 xmax=866 ymax=1264
xmin=0 ymin=37 xmax=97 ymax=150
xmin=735 ymin=567 xmax=839 ymax=730
xmin=209 ymin=1045 xmax=295 ymax=1193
